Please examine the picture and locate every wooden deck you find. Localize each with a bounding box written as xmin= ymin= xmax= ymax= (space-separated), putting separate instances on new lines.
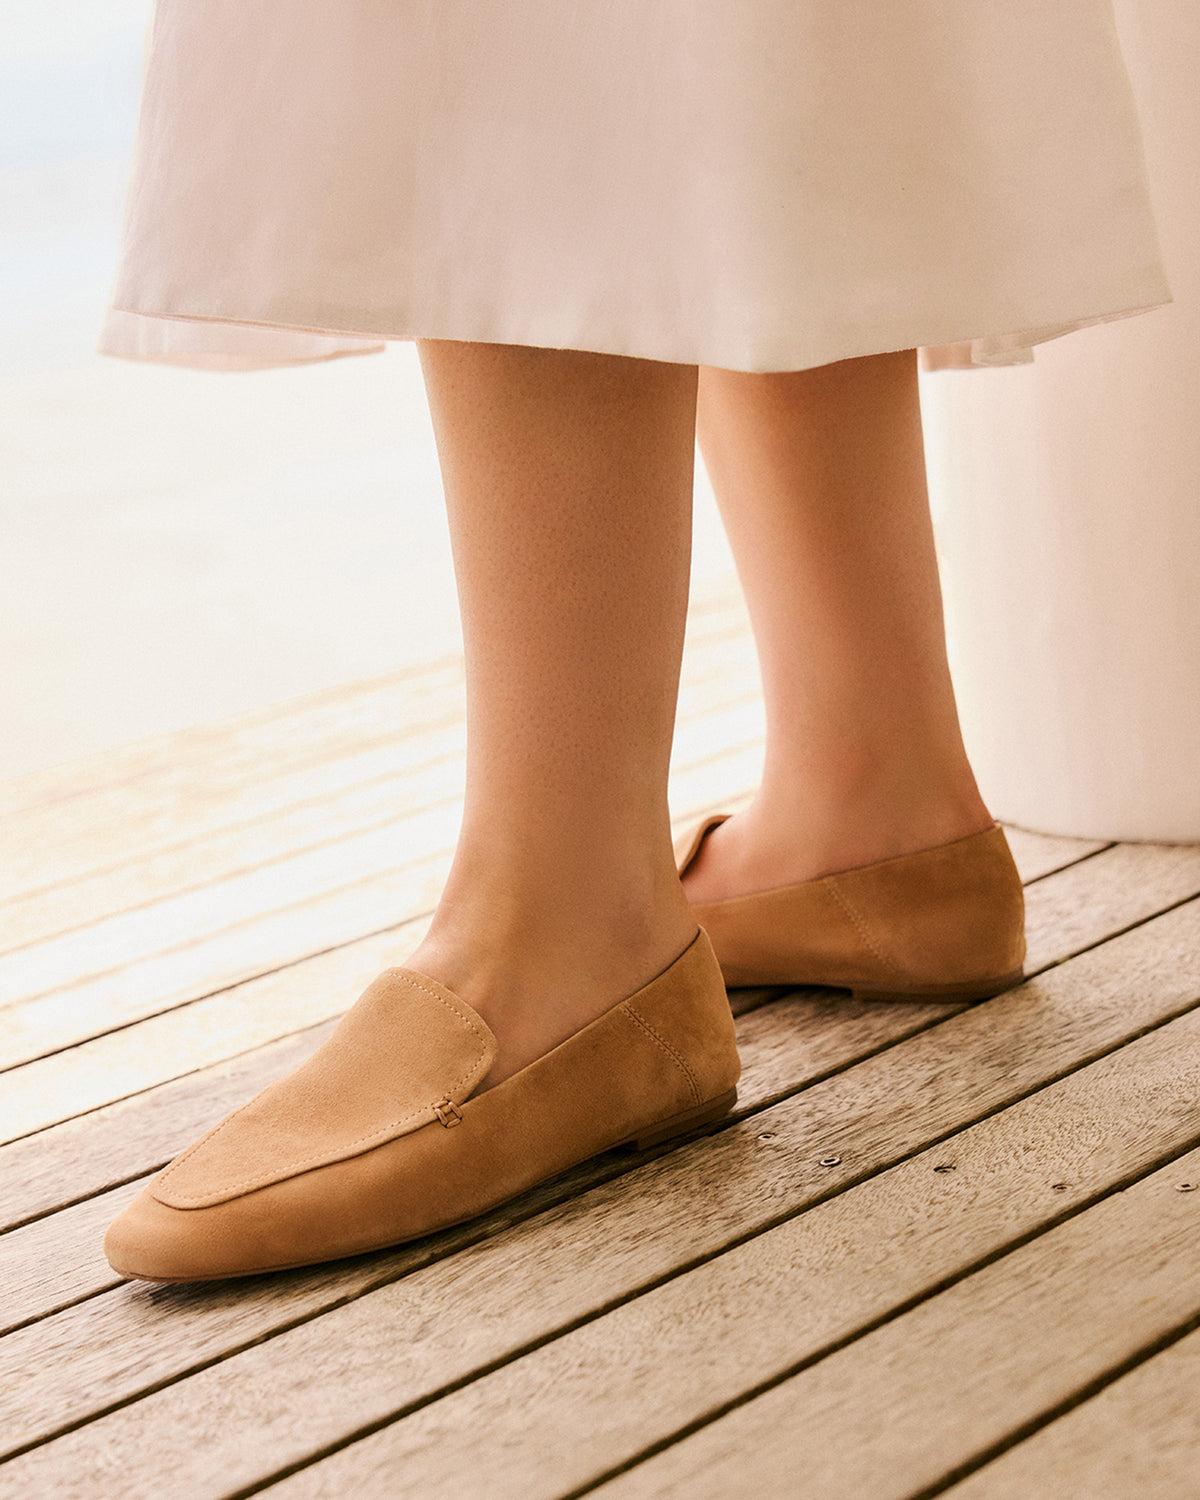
xmin=3 ymin=582 xmax=1199 ymax=1499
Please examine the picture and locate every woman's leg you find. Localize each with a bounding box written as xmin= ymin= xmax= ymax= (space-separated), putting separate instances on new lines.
xmin=684 ymin=348 xmax=992 ymax=903
xmin=410 ymin=341 xmax=699 ymax=1086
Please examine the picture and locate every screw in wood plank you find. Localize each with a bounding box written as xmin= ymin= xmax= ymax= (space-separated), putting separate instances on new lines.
xmin=757 ymin=1132 xmax=776 ymax=1141
xmin=818 ymin=1155 xmax=842 ymax=1167
xmin=1175 ymin=1182 xmax=1198 ymax=1193
xmin=933 ymin=1164 xmax=956 ymax=1174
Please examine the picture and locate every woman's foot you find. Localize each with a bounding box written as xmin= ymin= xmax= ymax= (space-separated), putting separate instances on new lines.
xmin=103 ymin=930 xmax=740 ymax=1282
xmin=407 ymin=878 xmax=700 ymax=1089
xmin=679 ymin=791 xmax=996 ymax=906
xmin=691 ymin=349 xmax=1001 ymax=916
xmin=677 ymin=801 xmax=1024 ymax=999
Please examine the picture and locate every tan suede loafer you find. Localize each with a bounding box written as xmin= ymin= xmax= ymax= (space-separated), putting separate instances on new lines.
xmin=103 ymin=929 xmax=739 ymax=1282
xmin=677 ymin=817 xmax=1025 ymax=1000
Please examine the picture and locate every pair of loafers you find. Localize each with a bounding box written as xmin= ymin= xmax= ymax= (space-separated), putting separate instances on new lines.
xmin=105 ymin=821 xmax=1024 ymax=1282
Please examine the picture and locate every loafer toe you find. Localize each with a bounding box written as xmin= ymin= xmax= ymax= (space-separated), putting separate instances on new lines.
xmin=103 ymin=1188 xmax=257 ymax=1284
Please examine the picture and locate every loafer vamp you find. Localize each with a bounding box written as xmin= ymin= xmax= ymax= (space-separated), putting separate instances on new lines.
xmin=153 ymin=968 xmax=496 ymax=1211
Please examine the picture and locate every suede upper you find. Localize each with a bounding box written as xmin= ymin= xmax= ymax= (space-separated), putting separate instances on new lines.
xmin=154 ymin=968 xmax=496 ymax=1209
xmin=681 ymin=818 xmax=1026 ymax=994
xmin=106 ymin=930 xmax=740 ymax=1280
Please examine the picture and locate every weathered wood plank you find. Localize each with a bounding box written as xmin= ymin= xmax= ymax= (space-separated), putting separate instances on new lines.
xmin=0 ymin=989 xmax=953 ymax=1316
xmin=1 ymin=795 xmax=460 ymax=1024
xmin=0 ymin=1182 xmax=140 ymax=1338
xmin=148 ymin=1010 xmax=1200 ymax=1500
xmin=0 ymin=721 xmax=466 ymax=955
xmin=0 ymin=916 xmax=429 ymax=1147
xmin=2 ymin=897 xmax=1196 ymax=1469
xmin=999 ymin=825 xmax=1108 ymax=883
xmin=6 ymin=837 xmax=1195 ymax=1147
xmin=0 ymin=844 xmax=453 ymax=1081
xmin=1020 ymin=841 xmax=1200 ymax=974
xmin=588 ymin=1146 xmax=1200 ymax=1500
xmin=1 ymin=664 xmax=468 ymax=901
xmin=0 ymin=590 xmax=749 ymax=898
xmin=942 ymin=1326 xmax=1200 ymax=1499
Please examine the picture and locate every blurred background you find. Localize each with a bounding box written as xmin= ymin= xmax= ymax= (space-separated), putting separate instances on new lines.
xmin=0 ymin=0 xmax=742 ymax=781
xmin=16 ymin=2 xmax=1192 ymax=844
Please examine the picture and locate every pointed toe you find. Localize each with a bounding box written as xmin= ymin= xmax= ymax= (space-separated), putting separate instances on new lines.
xmin=104 ymin=1187 xmax=227 ymax=1283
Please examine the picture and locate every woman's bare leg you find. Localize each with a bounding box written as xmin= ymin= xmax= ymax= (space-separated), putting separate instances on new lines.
xmin=684 ymin=348 xmax=992 ymax=903
xmin=410 ymin=341 xmax=699 ymax=1086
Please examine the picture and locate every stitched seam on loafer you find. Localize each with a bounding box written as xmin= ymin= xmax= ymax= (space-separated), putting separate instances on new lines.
xmin=157 ymin=981 xmax=491 ymax=1203
xmin=825 ymin=881 xmax=907 ymax=979
xmin=623 ymin=1004 xmax=702 ymax=1106
xmin=387 ymin=971 xmax=494 ymax=1054
xmin=160 ymin=1104 xmax=442 ymax=1206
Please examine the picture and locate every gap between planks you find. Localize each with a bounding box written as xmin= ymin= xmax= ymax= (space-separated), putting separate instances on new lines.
xmin=0 ymin=583 xmax=749 ymax=820
xmin=939 ymin=1320 xmax=1200 ymax=1500
xmin=1 ymin=833 xmax=1189 ymax=1150
xmin=2 ymin=892 xmax=1198 ymax=1488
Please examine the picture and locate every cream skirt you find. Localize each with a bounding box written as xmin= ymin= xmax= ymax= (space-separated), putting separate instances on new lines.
xmin=100 ymin=0 xmax=1171 ymax=373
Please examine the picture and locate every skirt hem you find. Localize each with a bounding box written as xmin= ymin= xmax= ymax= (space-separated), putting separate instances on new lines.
xmin=99 ymin=287 xmax=1173 ymax=375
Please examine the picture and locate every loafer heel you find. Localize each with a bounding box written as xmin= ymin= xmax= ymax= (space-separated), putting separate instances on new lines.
xmin=679 ymin=818 xmax=1026 ymax=998
xmin=619 ymin=1086 xmax=738 ymax=1151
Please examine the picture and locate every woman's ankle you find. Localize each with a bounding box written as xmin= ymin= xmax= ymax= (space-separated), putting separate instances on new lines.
xmin=407 ymin=874 xmax=698 ymax=1087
